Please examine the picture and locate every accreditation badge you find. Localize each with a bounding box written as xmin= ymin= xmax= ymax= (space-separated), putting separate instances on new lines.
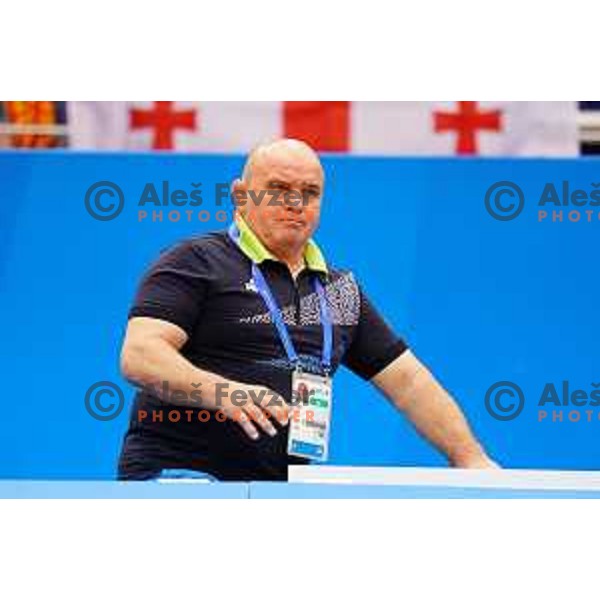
xmin=287 ymin=369 xmax=332 ymax=461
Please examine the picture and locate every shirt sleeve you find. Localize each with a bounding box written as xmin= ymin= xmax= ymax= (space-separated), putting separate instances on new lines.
xmin=341 ymin=283 xmax=408 ymax=380
xmin=128 ymin=240 xmax=212 ymax=337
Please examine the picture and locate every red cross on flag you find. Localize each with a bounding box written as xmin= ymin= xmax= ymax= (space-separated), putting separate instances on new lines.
xmin=68 ymin=101 xmax=578 ymax=156
xmin=129 ymin=101 xmax=197 ymax=150
xmin=351 ymin=101 xmax=578 ymax=155
xmin=433 ymin=101 xmax=503 ymax=154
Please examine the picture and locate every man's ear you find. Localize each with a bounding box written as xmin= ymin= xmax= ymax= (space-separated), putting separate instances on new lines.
xmin=231 ymin=178 xmax=247 ymax=214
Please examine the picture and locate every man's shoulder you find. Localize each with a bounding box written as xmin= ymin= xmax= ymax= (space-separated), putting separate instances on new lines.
xmin=142 ymin=230 xmax=239 ymax=275
xmin=323 ymin=265 xmax=361 ymax=298
xmin=326 ymin=264 xmax=358 ymax=283
xmin=327 ymin=264 xmax=352 ymax=277
xmin=155 ymin=229 xmax=232 ymax=261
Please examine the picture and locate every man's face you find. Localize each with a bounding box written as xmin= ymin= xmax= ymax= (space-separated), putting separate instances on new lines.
xmin=235 ymin=150 xmax=324 ymax=253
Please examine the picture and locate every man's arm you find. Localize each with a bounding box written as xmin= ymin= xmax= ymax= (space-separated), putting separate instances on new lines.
xmin=121 ymin=316 xmax=289 ymax=439
xmin=371 ymin=350 xmax=497 ymax=468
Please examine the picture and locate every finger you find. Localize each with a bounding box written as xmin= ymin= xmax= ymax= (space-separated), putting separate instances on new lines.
xmin=245 ymin=403 xmax=278 ymax=437
xmin=257 ymin=391 xmax=290 ymax=426
xmin=230 ymin=407 xmax=260 ymax=440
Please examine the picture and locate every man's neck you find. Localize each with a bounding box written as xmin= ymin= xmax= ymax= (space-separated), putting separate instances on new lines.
xmin=268 ymin=246 xmax=306 ymax=278
xmin=236 ymin=213 xmax=307 ymax=276
xmin=290 ymin=257 xmax=307 ymax=280
xmin=253 ymin=234 xmax=305 ymax=274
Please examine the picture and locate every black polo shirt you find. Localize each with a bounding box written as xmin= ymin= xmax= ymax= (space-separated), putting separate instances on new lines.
xmin=118 ymin=218 xmax=408 ymax=481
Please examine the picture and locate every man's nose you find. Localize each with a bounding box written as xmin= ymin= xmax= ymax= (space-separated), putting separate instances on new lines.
xmin=284 ymin=191 xmax=304 ymax=213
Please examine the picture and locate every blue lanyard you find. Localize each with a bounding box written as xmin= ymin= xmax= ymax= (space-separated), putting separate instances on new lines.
xmin=228 ymin=221 xmax=333 ymax=374
xmin=251 ymin=263 xmax=332 ymax=375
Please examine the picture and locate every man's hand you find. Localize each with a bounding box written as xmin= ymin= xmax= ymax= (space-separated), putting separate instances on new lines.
xmin=451 ymin=453 xmax=500 ymax=469
xmin=218 ymin=381 xmax=290 ymax=440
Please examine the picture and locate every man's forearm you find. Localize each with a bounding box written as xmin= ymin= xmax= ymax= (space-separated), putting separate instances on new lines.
xmin=121 ymin=337 xmax=231 ymax=410
xmin=120 ymin=317 xmax=288 ymax=438
xmin=372 ymin=351 xmax=493 ymax=467
xmin=392 ymin=362 xmax=486 ymax=466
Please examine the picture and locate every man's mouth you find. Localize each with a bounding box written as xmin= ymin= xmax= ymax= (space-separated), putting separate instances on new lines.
xmin=280 ymin=218 xmax=305 ymax=228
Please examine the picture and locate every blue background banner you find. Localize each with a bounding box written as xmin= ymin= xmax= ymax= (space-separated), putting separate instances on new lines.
xmin=0 ymin=152 xmax=598 ymax=478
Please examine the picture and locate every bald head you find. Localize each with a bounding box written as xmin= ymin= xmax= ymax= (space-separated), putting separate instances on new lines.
xmin=242 ymin=138 xmax=324 ymax=185
xmin=232 ymin=138 xmax=325 ymax=266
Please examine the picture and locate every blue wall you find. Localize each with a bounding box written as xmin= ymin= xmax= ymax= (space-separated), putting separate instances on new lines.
xmin=0 ymin=152 xmax=598 ymax=478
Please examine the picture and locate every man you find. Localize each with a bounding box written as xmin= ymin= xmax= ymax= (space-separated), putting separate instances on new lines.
xmin=118 ymin=138 xmax=496 ymax=481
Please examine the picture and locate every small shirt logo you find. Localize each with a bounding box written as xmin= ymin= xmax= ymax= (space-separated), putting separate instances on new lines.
xmin=244 ymin=278 xmax=258 ymax=293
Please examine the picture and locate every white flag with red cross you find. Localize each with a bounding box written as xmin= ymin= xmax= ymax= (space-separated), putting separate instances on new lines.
xmin=67 ymin=101 xmax=578 ymax=156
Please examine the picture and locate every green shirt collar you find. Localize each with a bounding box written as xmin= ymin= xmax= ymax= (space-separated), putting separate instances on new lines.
xmin=233 ymin=214 xmax=328 ymax=274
